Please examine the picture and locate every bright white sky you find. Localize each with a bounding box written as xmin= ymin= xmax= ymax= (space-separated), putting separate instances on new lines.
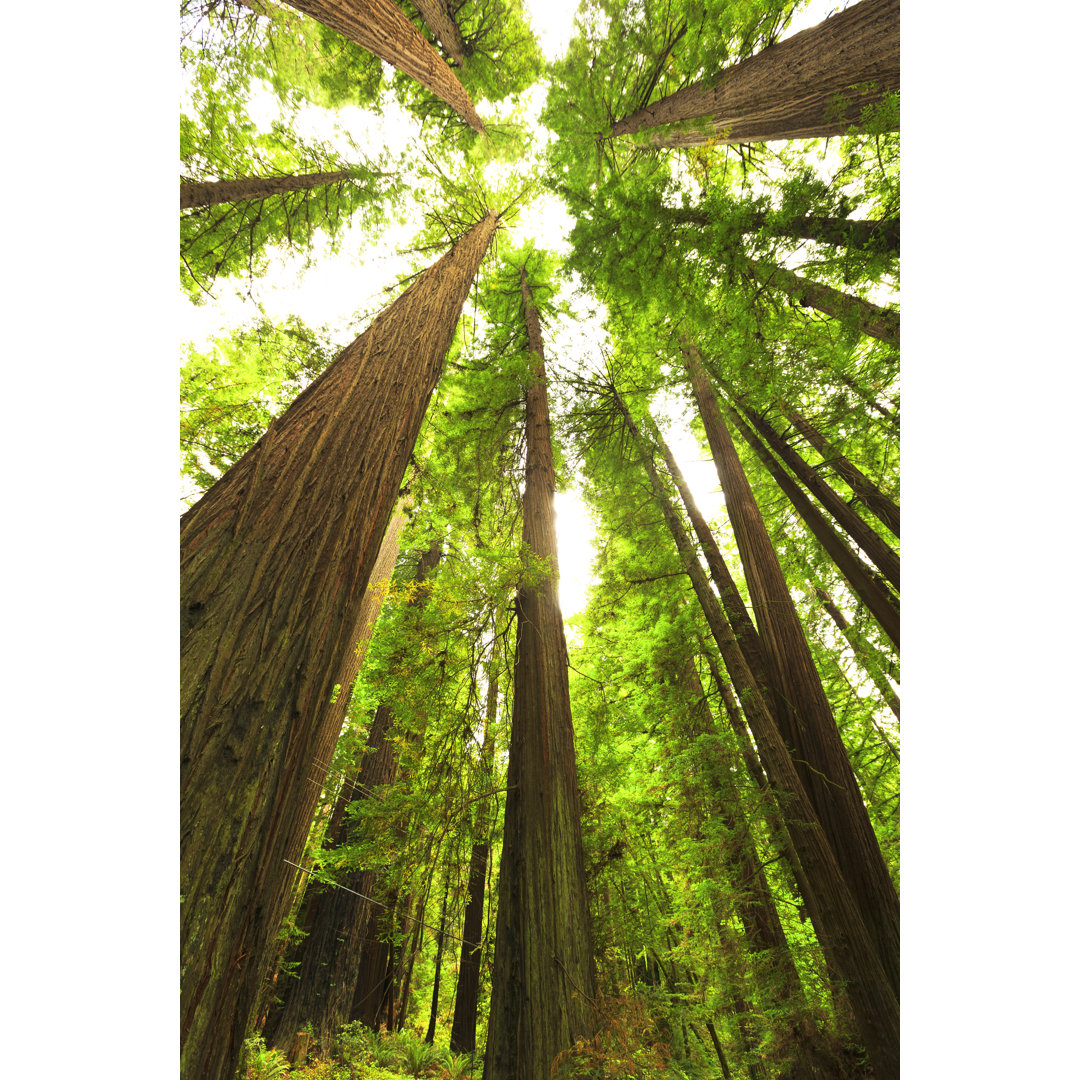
xmin=180 ymin=0 xmax=850 ymax=618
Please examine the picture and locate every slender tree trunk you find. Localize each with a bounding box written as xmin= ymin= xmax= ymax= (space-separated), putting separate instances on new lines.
xmin=180 ymin=170 xmax=352 ymax=210
xmin=424 ymin=878 xmax=451 ymax=1042
xmin=485 ymin=270 xmax=597 ymax=1080
xmin=732 ymin=397 xmax=899 ymax=589
xmin=681 ymin=341 xmax=900 ymax=1001
xmin=449 ymin=631 xmax=501 ymax=1054
xmin=412 ymin=0 xmax=471 ymax=64
xmin=179 ymin=213 xmax=496 ymax=1080
xmin=705 ymin=1019 xmax=734 ymax=1080
xmin=783 ymin=406 xmax=900 ymax=536
xmin=748 ymin=258 xmax=900 ymax=346
xmin=612 ymin=0 xmax=898 ymax=144
xmin=282 ymin=0 xmax=485 ymax=132
xmin=723 ymin=397 xmax=900 ymax=649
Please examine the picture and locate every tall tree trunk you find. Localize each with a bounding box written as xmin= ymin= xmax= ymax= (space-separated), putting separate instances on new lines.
xmin=612 ymin=0 xmax=898 ymax=144
xmin=351 ymin=889 xmax=397 ymax=1027
xmin=180 ymin=170 xmax=352 ymax=210
xmin=485 ymin=269 xmax=597 ymax=1080
xmin=732 ymin=397 xmax=899 ymax=589
xmin=748 ymin=258 xmax=900 ymax=346
xmin=723 ymin=397 xmax=900 ymax=649
xmin=783 ymin=406 xmax=900 ymax=536
xmin=282 ymin=0 xmax=485 ymax=132
xmin=424 ymin=877 xmax=451 ymax=1042
xmin=609 ymin=392 xmax=896 ymax=1071
xmin=412 ymin=0 xmax=471 ymax=64
xmin=179 ymin=213 xmax=497 ymax=1080
xmin=449 ymin=631 xmax=501 ymax=1054
xmin=681 ymin=341 xmax=900 ymax=1000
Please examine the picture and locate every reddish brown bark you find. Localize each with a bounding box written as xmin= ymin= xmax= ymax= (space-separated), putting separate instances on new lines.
xmin=784 ymin=406 xmax=900 ymax=537
xmin=612 ymin=0 xmax=898 ymax=145
xmin=681 ymin=341 xmax=899 ymax=1003
xmin=485 ymin=269 xmax=596 ymax=1080
xmin=412 ymin=0 xmax=470 ymax=64
xmin=733 ymin=398 xmax=899 ymax=590
xmin=180 ymin=171 xmax=352 ymax=210
xmin=748 ymin=258 xmax=900 ymax=346
xmin=723 ymin=398 xmax=900 ymax=649
xmin=179 ymin=213 xmax=496 ymax=1080
xmin=282 ymin=0 xmax=485 ymax=132
xmin=614 ymin=392 xmax=897 ymax=1075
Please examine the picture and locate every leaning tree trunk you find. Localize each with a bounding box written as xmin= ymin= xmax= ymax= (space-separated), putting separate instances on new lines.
xmin=412 ymin=0 xmax=471 ymax=64
xmin=424 ymin=877 xmax=451 ymax=1043
xmin=681 ymin=341 xmax=900 ymax=1001
xmin=731 ymin=396 xmax=899 ymax=589
xmin=783 ymin=405 xmax=900 ymax=536
xmin=180 ymin=170 xmax=352 ymax=210
xmin=747 ymin=258 xmax=900 ymax=346
xmin=612 ymin=0 xmax=898 ymax=145
xmin=722 ymin=398 xmax=900 ymax=650
xmin=485 ymin=269 xmax=597 ymax=1080
xmin=449 ymin=630 xmax=501 ymax=1054
xmin=179 ymin=212 xmax=497 ymax=1080
xmin=282 ymin=0 xmax=485 ymax=132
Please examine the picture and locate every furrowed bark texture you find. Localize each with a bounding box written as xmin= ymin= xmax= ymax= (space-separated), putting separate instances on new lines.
xmin=681 ymin=342 xmax=900 ymax=1002
xmin=733 ymin=399 xmax=899 ymax=590
xmin=449 ymin=634 xmax=500 ymax=1054
xmin=723 ymin=399 xmax=900 ymax=649
xmin=180 ymin=171 xmax=352 ymax=210
xmin=412 ymin=0 xmax=470 ymax=64
xmin=612 ymin=0 xmax=898 ymax=143
xmin=748 ymin=259 xmax=900 ymax=346
xmin=623 ymin=401 xmax=898 ymax=1074
xmin=485 ymin=271 xmax=596 ymax=1080
xmin=783 ymin=407 xmax=900 ymax=536
xmin=179 ymin=213 xmax=496 ymax=1080
xmin=282 ymin=0 xmax=485 ymax=132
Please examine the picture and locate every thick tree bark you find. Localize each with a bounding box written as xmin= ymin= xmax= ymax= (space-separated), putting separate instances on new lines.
xmin=412 ymin=0 xmax=470 ymax=64
xmin=681 ymin=342 xmax=900 ymax=1003
xmin=485 ymin=270 xmax=596 ymax=1080
xmin=180 ymin=171 xmax=352 ymax=210
xmin=723 ymin=398 xmax=900 ymax=650
xmin=179 ymin=213 xmax=496 ymax=1080
xmin=732 ymin=398 xmax=899 ymax=590
xmin=748 ymin=258 xmax=900 ymax=346
xmin=449 ymin=633 xmax=500 ymax=1054
xmin=282 ymin=0 xmax=485 ymax=132
xmin=783 ymin=406 xmax=900 ymax=536
xmin=350 ymin=890 xmax=397 ymax=1027
xmin=612 ymin=0 xmax=898 ymax=144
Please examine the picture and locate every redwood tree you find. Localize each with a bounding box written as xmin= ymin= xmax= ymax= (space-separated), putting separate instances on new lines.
xmin=179 ymin=212 xmax=497 ymax=1080
xmin=180 ymin=170 xmax=354 ymax=209
xmin=611 ymin=0 xmax=898 ymax=147
xmin=485 ymin=258 xmax=596 ymax=1080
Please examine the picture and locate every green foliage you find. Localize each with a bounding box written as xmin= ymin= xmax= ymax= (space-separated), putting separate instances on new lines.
xmin=239 ymin=1034 xmax=290 ymax=1080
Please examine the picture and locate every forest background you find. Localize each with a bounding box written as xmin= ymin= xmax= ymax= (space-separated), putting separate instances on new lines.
xmin=2 ymin=1 xmax=1077 ymax=1077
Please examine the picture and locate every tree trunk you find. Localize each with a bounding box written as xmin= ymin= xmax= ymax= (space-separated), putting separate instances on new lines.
xmin=783 ymin=406 xmax=900 ymax=536
xmin=424 ymin=878 xmax=451 ymax=1042
xmin=733 ymin=397 xmax=899 ymax=590
xmin=723 ymin=397 xmax=900 ymax=649
xmin=681 ymin=341 xmax=900 ymax=1001
xmin=179 ymin=213 xmax=496 ymax=1080
xmin=350 ymin=889 xmax=397 ymax=1028
xmin=612 ymin=0 xmax=898 ymax=144
xmin=484 ymin=269 xmax=597 ymax=1080
xmin=748 ymin=258 xmax=900 ymax=346
xmin=412 ymin=0 xmax=470 ymax=64
xmin=282 ymin=0 xmax=485 ymax=132
xmin=449 ymin=632 xmax=501 ymax=1054
xmin=180 ymin=170 xmax=352 ymax=210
